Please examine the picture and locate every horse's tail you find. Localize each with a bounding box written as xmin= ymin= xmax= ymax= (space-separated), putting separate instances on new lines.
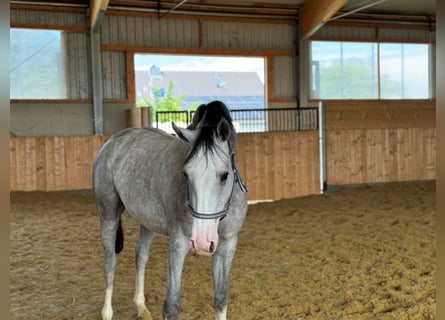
xmin=115 ymin=219 xmax=124 ymax=254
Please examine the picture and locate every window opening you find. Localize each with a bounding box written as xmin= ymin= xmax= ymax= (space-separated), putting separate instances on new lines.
xmin=10 ymin=28 xmax=66 ymax=99
xmin=310 ymin=40 xmax=430 ymax=100
xmin=134 ymin=54 xmax=266 ymax=132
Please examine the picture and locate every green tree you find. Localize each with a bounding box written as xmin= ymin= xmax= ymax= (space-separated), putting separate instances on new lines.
xmin=137 ymin=80 xmax=186 ymax=110
xmin=137 ymin=80 xmax=200 ymax=123
xmin=319 ymin=58 xmax=400 ymax=99
xmin=320 ymin=58 xmax=377 ymax=99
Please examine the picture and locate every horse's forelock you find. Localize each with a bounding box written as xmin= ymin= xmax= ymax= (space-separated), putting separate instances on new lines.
xmin=185 ymin=100 xmax=235 ymax=165
xmin=189 ymin=100 xmax=233 ymax=130
xmin=185 ymin=125 xmax=228 ymax=165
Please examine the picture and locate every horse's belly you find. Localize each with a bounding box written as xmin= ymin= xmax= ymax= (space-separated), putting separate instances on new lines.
xmin=127 ymin=209 xmax=170 ymax=235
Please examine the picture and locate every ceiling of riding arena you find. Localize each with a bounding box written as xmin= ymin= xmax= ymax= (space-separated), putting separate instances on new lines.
xmin=13 ymin=0 xmax=436 ymax=21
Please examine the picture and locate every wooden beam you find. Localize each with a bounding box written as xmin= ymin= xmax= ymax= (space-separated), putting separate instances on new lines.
xmin=101 ymin=44 xmax=296 ymax=57
xmin=300 ymin=0 xmax=348 ymax=40
xmin=125 ymin=52 xmax=136 ymax=102
xmin=90 ymin=0 xmax=110 ymax=31
xmin=266 ymin=56 xmax=275 ymax=100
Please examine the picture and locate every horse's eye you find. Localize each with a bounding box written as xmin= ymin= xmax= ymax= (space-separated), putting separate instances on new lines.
xmin=220 ymin=172 xmax=229 ymax=182
xmin=182 ymin=171 xmax=188 ymax=179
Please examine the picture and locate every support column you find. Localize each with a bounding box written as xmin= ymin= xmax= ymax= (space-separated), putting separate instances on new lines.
xmin=298 ymin=38 xmax=310 ymax=107
xmin=90 ymin=30 xmax=104 ymax=135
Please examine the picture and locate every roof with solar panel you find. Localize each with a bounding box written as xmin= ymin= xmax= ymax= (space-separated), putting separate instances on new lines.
xmin=135 ymin=67 xmax=265 ymax=110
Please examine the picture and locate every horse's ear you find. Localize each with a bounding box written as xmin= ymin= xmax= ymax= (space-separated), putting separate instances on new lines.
xmin=217 ymin=118 xmax=231 ymax=141
xmin=172 ymin=122 xmax=196 ymax=142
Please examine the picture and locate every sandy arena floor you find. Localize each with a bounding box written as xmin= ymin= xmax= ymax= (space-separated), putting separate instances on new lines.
xmin=10 ymin=181 xmax=435 ymax=319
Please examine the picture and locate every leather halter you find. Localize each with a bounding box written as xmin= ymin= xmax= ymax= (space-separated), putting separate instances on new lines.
xmin=186 ymin=152 xmax=247 ymax=220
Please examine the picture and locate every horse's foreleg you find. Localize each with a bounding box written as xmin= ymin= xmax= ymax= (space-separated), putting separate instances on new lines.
xmin=163 ymin=236 xmax=190 ymax=320
xmin=212 ymin=236 xmax=238 ymax=320
xmin=134 ymin=225 xmax=155 ymax=320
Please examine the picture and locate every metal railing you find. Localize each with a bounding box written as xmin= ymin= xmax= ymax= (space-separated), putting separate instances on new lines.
xmin=155 ymin=107 xmax=318 ymax=133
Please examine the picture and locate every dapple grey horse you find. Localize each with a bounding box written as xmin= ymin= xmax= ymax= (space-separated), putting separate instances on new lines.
xmin=93 ymin=101 xmax=248 ymax=320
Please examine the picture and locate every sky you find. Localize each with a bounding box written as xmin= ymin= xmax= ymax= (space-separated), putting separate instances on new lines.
xmin=134 ymin=54 xmax=265 ymax=83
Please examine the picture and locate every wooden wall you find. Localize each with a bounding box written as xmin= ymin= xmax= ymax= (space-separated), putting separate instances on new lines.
xmin=10 ymin=136 xmax=108 ymax=191
xmin=323 ymin=100 xmax=436 ymax=185
xmin=9 ymin=101 xmax=436 ymax=200
xmin=9 ymin=132 xmax=320 ymax=201
xmin=237 ymin=132 xmax=320 ymax=200
xmin=326 ymin=128 xmax=436 ymax=185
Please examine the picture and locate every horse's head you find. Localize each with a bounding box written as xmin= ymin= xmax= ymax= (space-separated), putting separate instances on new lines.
xmin=173 ymin=118 xmax=235 ymax=256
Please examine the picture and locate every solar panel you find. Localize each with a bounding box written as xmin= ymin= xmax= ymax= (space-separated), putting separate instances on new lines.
xmin=180 ymin=95 xmax=264 ymax=110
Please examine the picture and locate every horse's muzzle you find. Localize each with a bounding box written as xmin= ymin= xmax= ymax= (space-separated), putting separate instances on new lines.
xmin=190 ymin=219 xmax=219 ymax=256
xmin=190 ymin=240 xmax=216 ymax=256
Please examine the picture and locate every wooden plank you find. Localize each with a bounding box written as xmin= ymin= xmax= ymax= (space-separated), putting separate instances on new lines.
xmin=11 ymin=23 xmax=88 ymax=32
xmin=126 ymin=51 xmax=136 ymax=102
xmin=100 ymin=44 xmax=296 ymax=57
xmin=253 ymin=133 xmax=265 ymax=200
xmin=266 ymin=56 xmax=275 ymax=100
xmin=65 ymin=137 xmax=89 ymax=190
xmin=300 ymin=0 xmax=348 ymax=39
xmin=11 ymin=3 xmax=86 ymax=13
xmin=82 ymin=136 xmax=96 ymax=189
xmin=19 ymin=137 xmax=36 ymax=191
xmin=10 ymin=139 xmax=17 ymax=191
xmin=45 ymin=137 xmax=66 ymax=191
xmin=423 ymin=128 xmax=437 ymax=180
xmin=35 ymin=137 xmax=47 ymax=190
xmin=16 ymin=138 xmax=29 ymax=191
xmin=64 ymin=137 xmax=76 ymax=189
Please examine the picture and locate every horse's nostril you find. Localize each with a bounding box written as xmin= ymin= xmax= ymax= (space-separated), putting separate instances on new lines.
xmin=209 ymin=241 xmax=215 ymax=253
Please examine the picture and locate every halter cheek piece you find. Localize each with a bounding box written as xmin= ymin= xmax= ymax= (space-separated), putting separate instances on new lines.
xmin=186 ymin=153 xmax=248 ymax=221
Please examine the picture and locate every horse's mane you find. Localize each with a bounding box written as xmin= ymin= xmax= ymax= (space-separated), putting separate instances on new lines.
xmin=185 ymin=100 xmax=236 ymax=164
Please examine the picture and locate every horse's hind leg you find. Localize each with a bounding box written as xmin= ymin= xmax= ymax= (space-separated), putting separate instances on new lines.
xmin=97 ymin=197 xmax=125 ymax=320
xmin=134 ymin=225 xmax=155 ymax=320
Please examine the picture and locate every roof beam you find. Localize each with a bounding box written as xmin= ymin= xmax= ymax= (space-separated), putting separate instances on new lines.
xmin=300 ymin=0 xmax=348 ymax=39
xmin=90 ymin=0 xmax=110 ymax=31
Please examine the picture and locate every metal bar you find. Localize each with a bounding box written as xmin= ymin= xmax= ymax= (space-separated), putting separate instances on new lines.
xmin=159 ymin=0 xmax=188 ymax=18
xmin=156 ymin=108 xmax=319 ymax=133
xmin=318 ymin=101 xmax=326 ymax=193
xmin=106 ymin=5 xmax=298 ymax=20
xmin=330 ymin=0 xmax=387 ymax=21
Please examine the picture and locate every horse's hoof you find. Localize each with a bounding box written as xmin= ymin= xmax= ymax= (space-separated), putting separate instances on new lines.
xmin=137 ymin=308 xmax=153 ymax=320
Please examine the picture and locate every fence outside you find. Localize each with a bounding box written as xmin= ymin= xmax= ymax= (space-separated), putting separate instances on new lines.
xmin=155 ymin=107 xmax=318 ymax=134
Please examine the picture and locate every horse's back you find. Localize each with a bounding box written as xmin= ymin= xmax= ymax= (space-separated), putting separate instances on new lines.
xmin=95 ymin=127 xmax=175 ymax=168
xmin=102 ymin=127 xmax=174 ymax=151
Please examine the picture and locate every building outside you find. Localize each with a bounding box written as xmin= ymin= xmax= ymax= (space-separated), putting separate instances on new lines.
xmin=136 ymin=65 xmax=265 ymax=110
